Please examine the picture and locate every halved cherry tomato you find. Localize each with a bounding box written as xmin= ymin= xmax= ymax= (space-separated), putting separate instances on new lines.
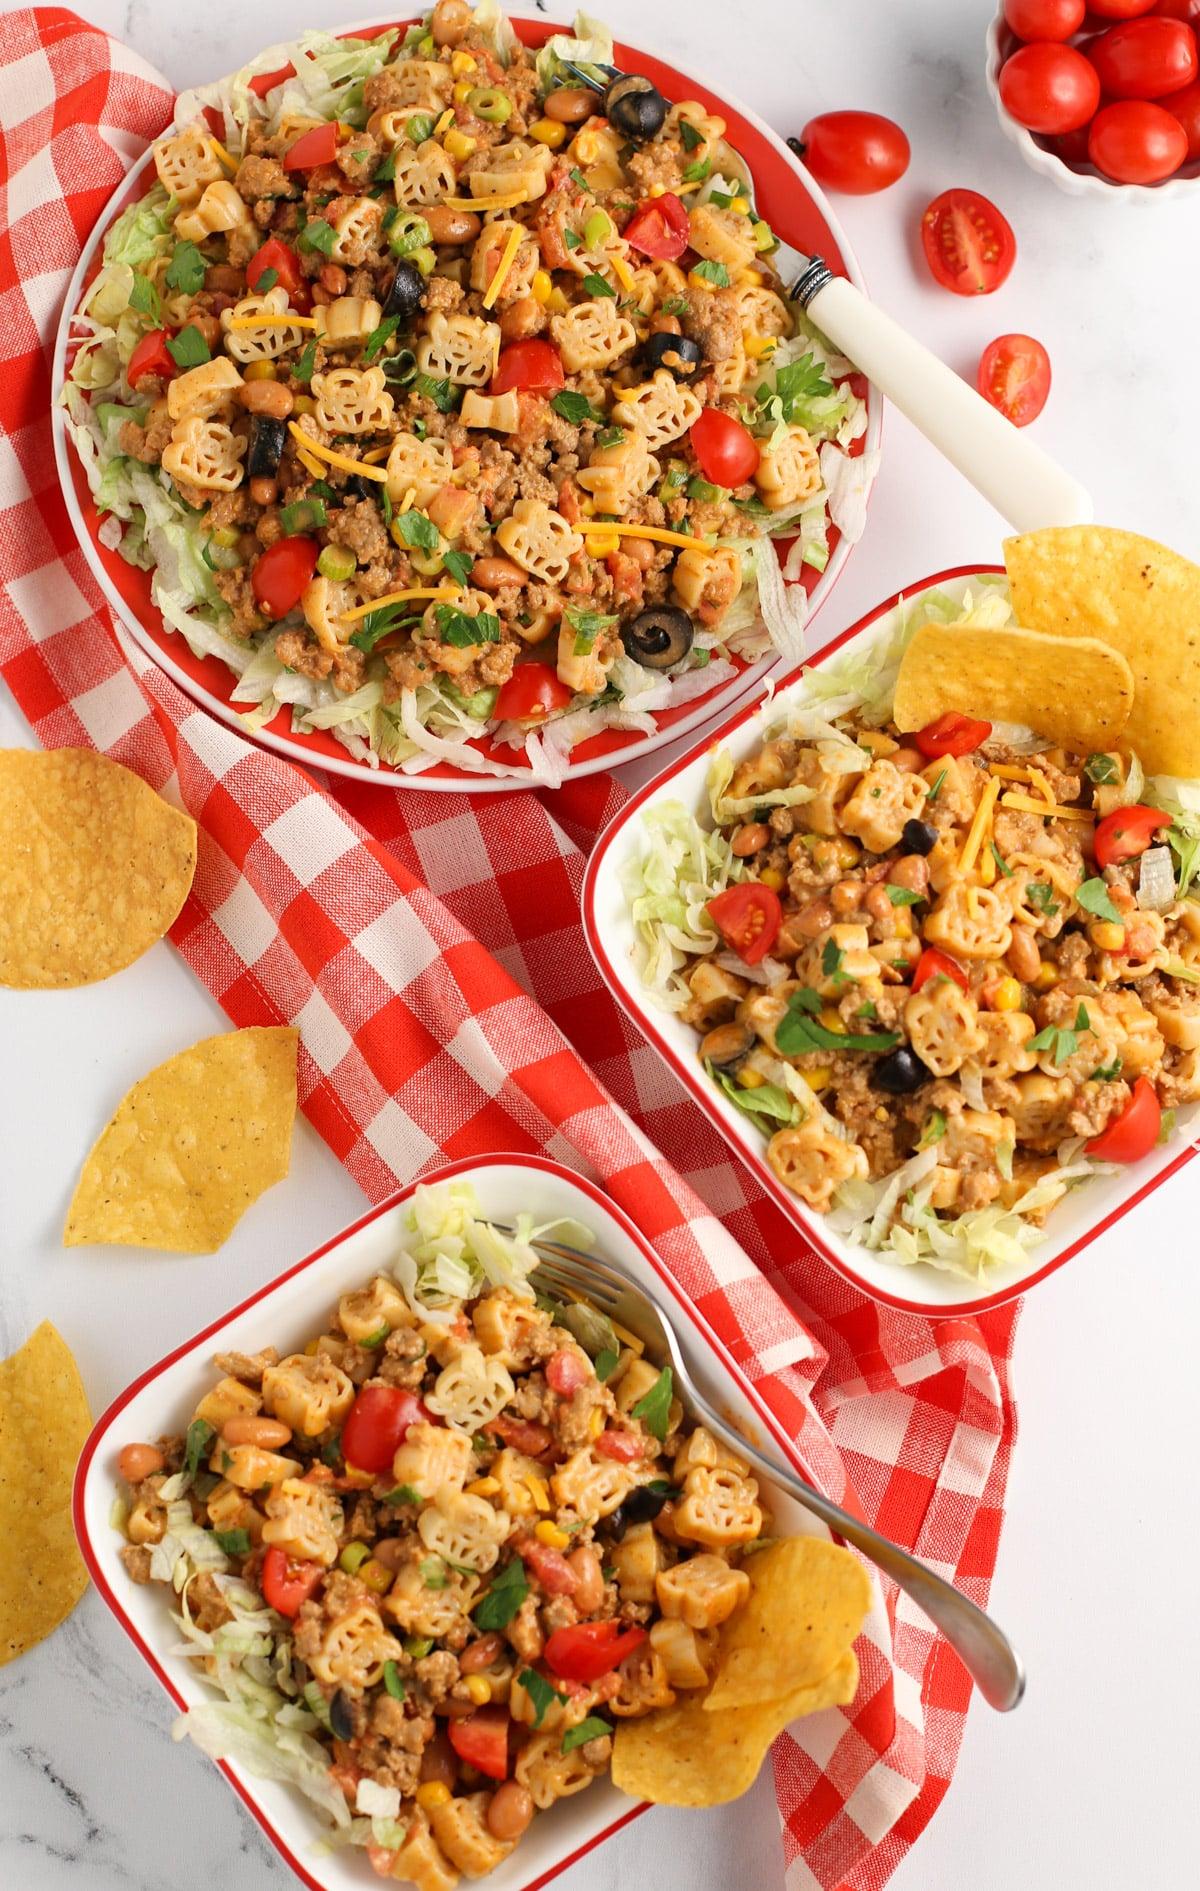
xmin=491 ymin=339 xmax=565 ymax=396
xmin=487 ymin=1414 xmax=554 ymax=1457
xmin=342 ymin=1386 xmax=433 ymax=1474
xmin=494 ymin=663 xmax=573 ymax=725
xmin=920 ymin=189 xmax=1016 ymax=296
xmin=127 ymin=328 xmax=177 ymax=388
xmin=999 ymin=43 xmax=1101 ymax=133
xmin=1163 ymin=74 xmax=1200 ymax=151
xmin=261 ymin=1547 xmax=324 ymax=1618
xmin=1086 ymin=1076 xmax=1161 ymax=1161
xmin=794 ymin=112 xmax=910 ymax=194
xmin=911 ymin=947 xmax=969 ymax=994
xmin=518 ymin=1538 xmax=579 ymax=1595
xmin=705 ymin=882 xmax=782 ymax=965
xmin=1087 ymin=17 xmax=1198 ymax=96
xmin=546 ymin=1348 xmax=589 ymax=1396
xmin=689 ymin=408 xmax=760 ymax=487
xmin=978 ymin=334 xmax=1051 ymax=427
xmin=914 ymin=712 xmax=992 ymax=758
xmin=1003 ymin=0 xmax=1087 ymax=39
xmin=594 ymin=1429 xmax=645 ymax=1462
xmin=448 ymin=1706 xmax=510 ymax=1782
xmin=248 ymin=235 xmax=309 ymax=307
xmin=1092 ymin=804 xmax=1168 ymax=868
xmin=545 ymin=1621 xmax=648 ymax=1683
xmin=1088 ymin=97 xmax=1189 ymax=177
xmin=251 ymin=536 xmax=320 ymax=621
xmin=283 ymin=121 xmax=341 ymax=171
xmin=622 ymin=192 xmax=690 ymax=260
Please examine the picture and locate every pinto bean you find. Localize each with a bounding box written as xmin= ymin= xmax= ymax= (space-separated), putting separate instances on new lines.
xmin=622 ymin=537 xmax=656 ymax=570
xmin=1006 ymin=923 xmax=1041 ymax=983
xmin=319 ymin=262 xmax=348 ymax=296
xmin=731 ymin=822 xmax=770 ymax=857
xmin=499 ymin=296 xmax=542 ymax=342
xmin=545 ymin=86 xmax=596 ymax=124
xmin=425 ymin=204 xmax=482 ymax=245
xmin=888 ymin=854 xmax=929 ymax=894
xmin=791 ymin=896 xmax=834 ymax=939
xmin=472 ymin=555 xmax=527 ymax=590
xmin=187 ymin=312 xmax=220 ymax=348
xmin=204 ymin=263 xmax=244 ymax=296
xmin=371 ymin=1537 xmax=409 ymax=1571
xmin=461 ymin=1633 xmax=505 ymax=1674
xmin=249 ymin=475 xmax=279 ymax=507
xmin=240 ymin=378 xmax=294 ymax=420
xmin=890 ymin=745 xmax=925 ymax=773
xmin=118 ymin=1443 xmax=165 ymax=1482
xmin=649 ymin=313 xmax=682 ymax=336
xmin=830 ymin=879 xmax=863 ymax=917
xmin=864 ymin=883 xmax=895 ymax=924
xmin=567 ymin=1546 xmax=605 ymax=1615
xmin=221 ymin=1414 xmax=292 ymax=1448
xmin=486 ymin=1782 xmax=534 ymax=1842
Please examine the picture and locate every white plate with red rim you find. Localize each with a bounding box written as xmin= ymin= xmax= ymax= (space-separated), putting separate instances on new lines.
xmin=51 ymin=11 xmax=881 ymax=792
xmin=73 ymin=1152 xmax=836 ymax=1891
xmin=581 ymin=566 xmax=1200 ymax=1318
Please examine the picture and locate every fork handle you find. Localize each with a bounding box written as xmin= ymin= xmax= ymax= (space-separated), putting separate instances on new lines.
xmin=688 ymin=1389 xmax=1025 ymax=1712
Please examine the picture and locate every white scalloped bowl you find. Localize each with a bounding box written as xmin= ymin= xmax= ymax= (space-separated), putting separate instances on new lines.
xmin=985 ymin=10 xmax=1200 ymax=203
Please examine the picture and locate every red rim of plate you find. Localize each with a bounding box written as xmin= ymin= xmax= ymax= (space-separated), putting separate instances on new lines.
xmin=51 ymin=12 xmax=878 ymax=792
xmin=72 ymin=1150 xmax=840 ymax=1891
xmin=581 ymin=565 xmax=1200 ymax=1318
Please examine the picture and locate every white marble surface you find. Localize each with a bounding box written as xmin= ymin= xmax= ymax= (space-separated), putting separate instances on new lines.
xmin=3 ymin=1 xmax=1200 ymax=1887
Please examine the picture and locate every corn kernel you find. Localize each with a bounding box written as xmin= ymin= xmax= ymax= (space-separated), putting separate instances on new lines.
xmin=450 ymin=49 xmax=477 ymax=74
xmin=444 ymin=128 xmax=477 ymax=162
xmin=688 ymin=269 xmax=716 ymax=294
xmin=739 ymin=1068 xmax=765 ymax=1089
xmin=467 ymin=1477 xmax=501 ymax=1499
xmin=417 ymin=1782 xmax=452 ymax=1811
xmin=648 ymin=182 xmax=667 ymax=198
xmin=303 ymin=1337 xmax=320 ymax=1355
xmin=586 ymin=530 xmax=620 ymax=556
xmin=588 ymin=1407 xmax=605 ymax=1439
xmin=463 ymin=1673 xmax=492 ymax=1704
xmin=993 ymin=976 xmax=1022 ymax=1011
xmin=452 ymin=80 xmax=473 ymax=103
xmin=874 ymin=1106 xmax=890 ymax=1123
xmin=819 ymin=1008 xmax=845 ymax=1035
xmin=531 ymin=268 xmax=553 ymax=305
xmin=1035 ymin=961 xmax=1059 ymax=990
xmin=579 ymin=497 xmax=596 ymax=517
xmin=359 ymin=1558 xmax=394 ymax=1595
xmin=243 ymin=360 xmax=277 ymax=381
xmin=730 ymin=194 xmax=751 ymax=215
xmin=758 ymin=866 xmax=785 ymax=891
xmin=545 ymin=286 xmax=569 ymax=313
xmin=803 ymin=1067 xmax=831 ymax=1093
xmin=574 ymin=131 xmax=601 ymax=163
xmin=534 ymin=1520 xmax=572 ymax=1550
xmin=339 ymin=1541 xmax=370 ymax=1574
xmin=894 ymin=909 xmax=913 ymax=938
xmin=292 ymin=395 xmax=316 ymax=417
xmin=529 ymin=116 xmax=567 ymax=149
xmin=1089 ymin=920 xmax=1126 ymax=952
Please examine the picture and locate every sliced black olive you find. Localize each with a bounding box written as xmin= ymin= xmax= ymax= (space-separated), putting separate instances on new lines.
xmin=901 ymin=818 xmax=938 ymax=856
xmin=329 ymin=1689 xmax=354 ymax=1741
xmin=622 ymin=606 xmax=694 ymax=670
xmin=246 ymin=416 xmax=287 ymax=480
xmin=605 ymin=1505 xmax=629 ymax=1542
xmin=382 ymin=259 xmax=426 ymax=325
xmin=604 ymin=74 xmax=668 ymax=142
xmin=873 ymin=1046 xmax=932 ymax=1095
xmin=624 ymin=1482 xmax=680 ymax=1525
xmin=642 ymin=330 xmax=703 ymax=380
xmin=343 ymin=474 xmax=376 ymax=502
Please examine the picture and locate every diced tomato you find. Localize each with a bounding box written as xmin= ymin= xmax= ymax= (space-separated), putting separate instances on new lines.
xmin=283 ymin=121 xmax=340 ymax=171
xmin=487 ymin=1414 xmax=555 ymax=1457
xmin=448 ymin=1705 xmax=511 ymax=1782
xmin=689 ymin=407 xmax=760 ymax=487
xmin=491 ymin=339 xmax=566 ymax=395
xmin=518 ymin=1538 xmax=579 ymax=1596
xmin=247 ymin=235 xmax=309 ymax=309
xmin=622 ymin=192 xmax=690 ymax=261
xmin=367 ymin=1847 xmax=400 ymax=1878
xmin=261 ymin=1546 xmax=324 ymax=1618
xmin=544 ymin=1621 xmax=648 ymax=1683
xmin=494 ymin=662 xmax=573 ymax=725
xmin=1092 ymin=804 xmax=1168 ymax=869
xmin=546 ymin=1348 xmax=589 ymax=1397
xmin=594 ymin=1429 xmax=644 ymax=1463
xmin=127 ymin=328 xmax=177 ymax=388
xmin=913 ymin=712 xmax=992 ymax=758
xmin=705 ymin=882 xmax=782 ymax=965
xmin=251 ymin=536 xmax=320 ymax=621
xmin=1086 ymin=1076 xmax=1162 ymax=1162
xmin=342 ymin=1386 xmax=434 ymax=1474
xmin=912 ymin=947 xmax=969 ymax=993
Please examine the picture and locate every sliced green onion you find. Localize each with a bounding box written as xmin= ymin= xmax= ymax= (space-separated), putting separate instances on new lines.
xmin=388 ymin=212 xmax=432 ymax=258
xmin=339 ymin=1541 xmax=371 ymax=1574
xmin=317 ymin=544 xmax=357 ymax=582
xmin=407 ymin=113 xmax=435 ymax=145
xmin=279 ymin=496 xmax=328 ymax=536
xmin=582 ymin=209 xmax=612 ymax=251
xmin=468 ymin=86 xmax=512 ymax=124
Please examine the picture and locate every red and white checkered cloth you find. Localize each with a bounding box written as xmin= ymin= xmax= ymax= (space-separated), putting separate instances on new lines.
xmin=0 ymin=13 xmax=1020 ymax=1887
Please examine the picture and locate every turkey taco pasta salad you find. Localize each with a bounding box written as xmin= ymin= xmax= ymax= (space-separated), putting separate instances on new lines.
xmin=622 ymin=537 xmax=1200 ymax=1283
xmin=62 ymin=4 xmax=871 ymax=784
xmin=111 ymin=1181 xmax=866 ymax=1880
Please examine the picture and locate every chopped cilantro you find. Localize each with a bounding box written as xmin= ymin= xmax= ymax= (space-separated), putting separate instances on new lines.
xmin=416 ymin=372 xmax=458 ymax=412
xmin=886 ymin=885 xmax=924 ymax=907
xmin=926 ymin=767 xmax=948 ymax=803
xmin=679 ymin=118 xmax=705 ymax=152
xmin=822 ymin=938 xmax=845 ymax=979
xmin=1076 ymin=877 xmax=1122 ymax=923
xmin=1029 ymin=1003 xmax=1092 ymax=1068
xmin=383 ymin=1660 xmax=406 ymax=1701
xmin=596 ymin=425 xmax=626 ymax=449
xmin=350 ymin=603 xmax=420 ymax=654
xmin=594 ymin=1347 xmax=620 ymax=1383
xmin=293 ymin=339 xmax=317 ymax=384
xmin=682 ymin=156 xmax=711 ymax=184
xmin=989 ymin=843 xmax=1013 ymax=878
xmin=166 ymin=325 xmax=210 ymax=369
xmin=569 ymin=166 xmax=592 ymax=192
xmin=392 ymin=508 xmax=439 ymax=553
xmin=321 ymin=1432 xmax=342 ymax=1468
xmin=661 ymin=294 xmax=690 ymax=317
xmin=566 ymin=603 xmax=617 ymax=656
xmin=1091 ymin=1056 xmax=1123 ymax=1082
xmin=298 ymin=219 xmax=337 ymax=256
xmin=473 ymin=1558 xmax=530 ymax=1631
xmin=164 ymin=240 xmax=206 ymax=294
xmin=775 ymin=989 xmax=901 ymax=1057
xmin=374 ymin=149 xmax=397 ymax=184
xmin=442 ymin=548 xmax=473 ymax=587
xmin=382 ymin=1482 xmax=423 ymax=1506
xmin=213 ymin=1527 xmax=251 ymax=1557
xmin=690 ymin=259 xmax=730 ymax=287
xmin=520 ymin=1668 xmax=568 ymax=1729
xmin=563 ymin=227 xmax=582 ymax=249
xmin=183 ymin=1418 xmax=215 ymax=1483
xmin=254 ymin=266 xmax=279 ymax=294
xmin=562 ymin=1716 xmax=613 ymax=1753
xmin=630 ymin=1366 xmax=674 ymax=1442
xmin=551 ymin=390 xmax=603 ymax=425
xmin=1084 ymin=752 xmax=1119 ymax=785
xmin=581 ymin=272 xmax=617 ymax=299
xmin=1027 ymin=880 xmax=1060 ymax=918
xmin=435 ymin=603 xmax=500 ymax=648
xmin=129 ymin=272 xmax=161 ymax=322
xmin=363 ymin=314 xmax=402 ymax=362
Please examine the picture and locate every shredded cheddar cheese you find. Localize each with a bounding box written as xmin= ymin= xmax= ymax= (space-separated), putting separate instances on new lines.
xmin=286 ymin=423 xmax=388 ymax=481
xmin=958 ymin=776 xmax=1001 ymax=877
xmin=481 ymin=224 xmax=524 ymax=310
xmin=207 ymin=136 xmax=238 ymax=173
xmin=988 ymin=764 xmax=1033 ymax=782
xmin=336 ymin=586 xmax=460 ymax=626
xmin=608 ymin=249 xmax=636 ymax=294
xmin=444 ymin=189 xmax=530 ymax=211
xmin=361 ymin=443 xmax=391 ymax=464
xmin=999 ymin=792 xmax=1094 ymax=824
xmin=582 ymin=522 xmax=717 ymax=553
xmin=434 ymin=106 xmax=455 ymax=137
xmin=228 ymin=312 xmax=318 ymax=330
xmin=294 ymin=445 xmax=325 ymax=480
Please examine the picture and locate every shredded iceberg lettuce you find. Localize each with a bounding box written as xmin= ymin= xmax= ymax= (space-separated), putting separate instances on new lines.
xmin=536 ymin=11 xmax=615 ymax=91
xmin=394 ymin=1179 xmax=594 ymax=1318
xmin=619 ymin=799 xmax=742 ymax=1010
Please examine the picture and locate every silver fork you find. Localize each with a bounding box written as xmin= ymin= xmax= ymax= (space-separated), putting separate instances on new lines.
xmin=527 ymin=1238 xmax=1025 ymax=1712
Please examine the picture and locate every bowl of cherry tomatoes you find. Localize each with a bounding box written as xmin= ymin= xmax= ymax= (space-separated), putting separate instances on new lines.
xmin=987 ymin=0 xmax=1200 ymax=198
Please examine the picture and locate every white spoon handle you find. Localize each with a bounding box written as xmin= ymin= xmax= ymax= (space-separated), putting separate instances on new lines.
xmin=805 ymin=272 xmax=1093 ymax=534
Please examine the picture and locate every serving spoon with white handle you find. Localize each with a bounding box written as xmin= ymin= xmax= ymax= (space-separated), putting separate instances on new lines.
xmin=563 ymin=60 xmax=1092 ymax=533
xmin=526 ymin=1235 xmax=1026 ymax=1713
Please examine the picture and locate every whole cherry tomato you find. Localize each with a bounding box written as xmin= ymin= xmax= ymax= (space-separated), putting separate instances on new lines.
xmin=544 ymin=1621 xmax=648 ymax=1683
xmin=490 ymin=339 xmax=565 ymax=395
xmin=1003 ymin=0 xmax=1087 ymax=38
xmin=793 ymin=111 xmax=910 ymax=193
xmin=1092 ymin=804 xmax=1169 ymax=867
xmin=1051 ymin=123 xmax=1096 ymax=164
xmin=705 ymin=882 xmax=782 ymax=965
xmin=261 ymin=1547 xmax=324 ymax=1618
xmin=1163 ymin=74 xmax=1200 ymax=150
xmin=999 ymin=43 xmax=1101 ymax=132
xmin=689 ymin=407 xmax=760 ymax=486
xmin=448 ymin=1707 xmax=511 ymax=1782
xmin=978 ymin=334 xmax=1052 ymax=426
xmin=283 ymin=121 xmax=340 ymax=170
xmin=1152 ymin=0 xmax=1200 ymax=22
xmin=247 ymin=235 xmax=309 ymax=310
xmin=914 ymin=712 xmax=992 ymax=757
xmin=1086 ymin=1076 xmax=1161 ymax=1161
xmin=920 ymin=189 xmax=1016 ymax=295
xmin=1087 ymin=17 xmax=1198 ymax=96
xmin=911 ymin=947 xmax=969 ymax=994
xmin=342 ymin=1386 xmax=433 ymax=1473
xmin=1088 ymin=98 xmax=1189 ymax=176
xmin=251 ymin=536 xmax=319 ymax=620
xmin=622 ymin=192 xmax=690 ymax=260
xmin=127 ymin=328 xmax=177 ymax=387
xmin=494 ymin=662 xmax=573 ymax=724
xmin=1089 ymin=0 xmax=1158 ymax=15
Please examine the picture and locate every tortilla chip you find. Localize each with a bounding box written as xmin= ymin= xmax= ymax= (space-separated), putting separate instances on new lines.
xmin=0 ymin=749 xmax=196 ymax=989
xmin=64 ymin=1027 xmax=299 ymax=1253
xmin=893 ymin=619 xmax=1134 ymax=753
xmin=0 ymin=1322 xmax=91 ymax=1665
xmin=611 ymin=1652 xmax=859 ymax=1807
xmin=1004 ymin=526 xmax=1200 ymax=777
xmin=702 ymin=1537 xmax=871 ymax=1713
